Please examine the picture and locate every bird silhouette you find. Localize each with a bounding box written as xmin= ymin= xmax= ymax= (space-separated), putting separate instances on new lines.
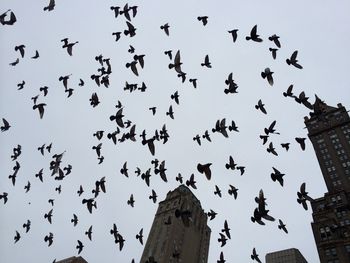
xmin=271 ymin=167 xmax=285 ymax=186
xmin=0 ymin=10 xmax=17 ymax=25
xmin=221 ymin=220 xmax=231 ymax=239
xmin=168 ymin=50 xmax=182 ymax=74
xmin=44 ymin=209 xmax=53 ymax=224
xmin=207 ymin=209 xmax=217 ymax=220
xmin=31 ymin=50 xmax=39 ymax=59
xmin=278 ymin=219 xmax=288 ymax=233
xmin=14 ymin=231 xmax=21 ymax=243
xmin=166 ymin=105 xmax=174 ymax=119
xmin=214 ymin=185 xmax=222 ymax=198
xmin=85 ymin=225 xmax=93 ymax=241
xmin=149 ymin=189 xmax=157 ymax=203
xmin=217 ymin=251 xmax=226 ymax=263
xmin=264 ymin=120 xmax=280 ymax=135
xmin=14 ymin=45 xmax=25 ymax=58
xmin=9 ymin=58 xmax=19 ymax=66
xmin=61 ymin=39 xmax=78 ymax=56
xmin=218 ymin=233 xmax=227 ymax=247
xmin=160 ymin=23 xmax=170 ymax=36
xmin=136 ymin=228 xmax=143 ymax=245
xmin=170 ymin=91 xmax=180 ymax=104
xmin=197 ymin=163 xmax=212 ymax=180
xmin=201 ymin=55 xmax=211 ymax=68
xmin=0 ymin=192 xmax=8 ymax=204
xmin=43 ymin=0 xmax=55 ymax=11
xmin=189 ymin=78 xmax=197 ymax=88
xmin=22 ymin=220 xmax=31 ymax=233
xmin=268 ymin=34 xmax=281 ymax=48
xmin=127 ymin=194 xmax=135 ymax=207
xmin=283 ymin=84 xmax=294 ymax=97
xmin=1 ymin=118 xmax=10 ymax=131
xmin=225 ymin=156 xmax=236 ymax=170
xmin=110 ymin=6 xmax=120 ymax=18
xmin=197 ymin=16 xmax=208 ymax=26
xmin=295 ymin=137 xmax=306 ymax=150
xmin=71 ymin=214 xmax=78 ymax=226
xmin=269 ymin=48 xmax=278 ymax=60
xmin=267 ymin=142 xmax=278 ymax=156
xmin=186 ymin=174 xmax=197 ymax=189
xmin=261 ymin=68 xmax=274 ymax=86
xmin=44 ymin=232 xmax=54 ymax=246
xmin=286 ymin=50 xmax=303 ymax=69
xmin=76 ymin=240 xmax=84 ymax=254
xmin=124 ymin=21 xmax=137 ymax=37
xmin=251 ymin=248 xmax=262 ymax=263
xmin=175 ymin=173 xmax=183 ymax=184
xmin=17 ymin=80 xmax=25 ymax=90
xmin=246 ymin=25 xmax=263 ymax=42
xmin=281 ymin=143 xmax=290 ymax=151
xmin=228 ymin=29 xmax=238 ymax=42
xmin=228 ymin=185 xmax=238 ymax=199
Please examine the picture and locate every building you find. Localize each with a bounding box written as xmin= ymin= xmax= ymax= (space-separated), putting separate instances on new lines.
xmin=56 ymin=256 xmax=88 ymax=263
xmin=266 ymin=248 xmax=308 ymax=263
xmin=140 ymin=185 xmax=211 ymax=263
xmin=304 ymin=98 xmax=350 ymax=263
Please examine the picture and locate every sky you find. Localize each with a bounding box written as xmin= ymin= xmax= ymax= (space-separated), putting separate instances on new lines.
xmin=1 ymin=1 xmax=350 ymax=263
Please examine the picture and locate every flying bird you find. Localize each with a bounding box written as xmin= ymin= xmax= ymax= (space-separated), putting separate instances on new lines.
xmin=14 ymin=231 xmax=21 ymax=243
xmin=218 ymin=233 xmax=227 ymax=247
xmin=278 ymin=219 xmax=288 ymax=233
xmin=76 ymin=240 xmax=84 ymax=254
xmin=23 ymin=220 xmax=31 ymax=233
xmin=269 ymin=48 xmax=278 ymax=60
xmin=44 ymin=232 xmax=54 ymax=246
xmin=221 ymin=220 xmax=231 ymax=239
xmin=197 ymin=16 xmax=208 ymax=26
xmin=14 ymin=44 xmax=25 ymax=58
xmin=61 ymin=38 xmax=78 ymax=56
xmin=149 ymin=189 xmax=157 ymax=203
xmin=0 ymin=10 xmax=17 ymax=25
xmin=246 ymin=25 xmax=263 ymax=42
xmin=295 ymin=137 xmax=306 ymax=151
xmin=251 ymin=248 xmax=262 ymax=263
xmin=160 ymin=23 xmax=170 ymax=36
xmin=43 ymin=0 xmax=55 ymax=11
xmin=261 ymin=67 xmax=274 ymax=86
xmin=168 ymin=50 xmax=182 ymax=74
xmin=186 ymin=174 xmax=197 ymax=189
xmin=228 ymin=29 xmax=238 ymax=42
xmin=271 ymin=167 xmax=285 ymax=186
xmin=1 ymin=118 xmax=10 ymax=131
xmin=136 ymin=228 xmax=143 ymax=245
xmin=267 ymin=142 xmax=278 ymax=156
xmin=228 ymin=185 xmax=238 ymax=199
xmin=268 ymin=34 xmax=281 ymax=48
xmin=127 ymin=194 xmax=135 ymax=207
xmin=31 ymin=50 xmax=40 ymax=59
xmin=197 ymin=163 xmax=212 ymax=180
xmin=225 ymin=156 xmax=236 ymax=170
xmin=201 ymin=55 xmax=211 ymax=68
xmin=214 ymin=185 xmax=222 ymax=198
xmin=85 ymin=225 xmax=93 ymax=241
xmin=71 ymin=214 xmax=78 ymax=226
xmin=286 ymin=50 xmax=303 ymax=69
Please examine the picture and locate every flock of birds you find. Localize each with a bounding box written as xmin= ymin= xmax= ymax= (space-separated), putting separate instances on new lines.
xmin=1 ymin=1 xmax=321 ymax=263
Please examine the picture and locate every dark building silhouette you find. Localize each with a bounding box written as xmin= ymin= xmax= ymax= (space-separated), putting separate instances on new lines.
xmin=304 ymin=98 xmax=350 ymax=263
xmin=266 ymin=248 xmax=308 ymax=263
xmin=56 ymin=256 xmax=88 ymax=263
xmin=140 ymin=185 xmax=211 ymax=263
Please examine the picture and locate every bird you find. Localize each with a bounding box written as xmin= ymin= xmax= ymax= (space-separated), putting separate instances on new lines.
xmin=186 ymin=174 xmax=197 ymax=189
xmin=124 ymin=21 xmax=137 ymax=37
xmin=149 ymin=189 xmax=157 ymax=203
xmin=170 ymin=91 xmax=180 ymax=104
xmin=207 ymin=209 xmax=217 ymax=220
xmin=255 ymin=100 xmax=267 ymax=115
xmin=115 ymin=233 xmax=125 ymax=251
xmin=267 ymin=142 xmax=278 ymax=156
xmin=160 ymin=23 xmax=170 ymax=36
xmin=43 ymin=0 xmax=55 ymax=11
xmin=127 ymin=194 xmax=135 ymax=207
xmin=110 ymin=108 xmax=125 ymax=128
xmin=228 ymin=29 xmax=238 ymax=42
xmin=228 ymin=120 xmax=239 ymax=132
xmin=269 ymin=48 xmax=278 ymax=60
xmin=189 ymin=78 xmax=197 ymax=88
xmin=168 ymin=50 xmax=182 ymax=74
xmin=76 ymin=240 xmax=84 ymax=254
xmin=9 ymin=58 xmax=19 ymax=66
xmin=221 ymin=220 xmax=231 ymax=239
xmin=225 ymin=156 xmax=236 ymax=170
xmin=110 ymin=223 xmax=119 ymax=240
xmin=166 ymin=105 xmax=174 ymax=119
xmin=85 ymin=226 xmax=93 ymax=241
xmin=228 ymin=185 xmax=238 ymax=199
xmin=17 ymin=80 xmax=25 ymax=90
xmin=251 ymin=248 xmax=262 ymax=263
xmin=202 ymin=130 xmax=211 ymax=142
xmin=197 ymin=163 xmax=212 ymax=180
xmin=149 ymin=107 xmax=157 ymax=116
xmin=24 ymin=181 xmax=31 ymax=193
xmin=193 ymin=135 xmax=201 ymax=145
xmin=0 ymin=10 xmax=17 ymax=25
xmin=23 ymin=220 xmax=31 ymax=233
xmin=89 ymin=93 xmax=100 ymax=107
xmin=217 ymin=251 xmax=226 ymax=263
xmin=246 ymin=25 xmax=263 ymax=42
xmin=268 ymin=34 xmax=281 ymax=48
xmin=295 ymin=137 xmax=306 ymax=150
xmin=61 ymin=39 xmax=78 ymax=56
xmin=175 ymin=173 xmax=183 ymax=184
xmin=15 ymin=45 xmax=25 ymax=58
xmin=110 ymin=6 xmax=120 ymax=17
xmin=48 ymin=199 xmax=54 ymax=206
xmin=236 ymin=166 xmax=245 ymax=175
xmin=82 ymin=198 xmax=97 ymax=214
xmin=77 ymin=185 xmax=84 ymax=196
xmin=164 ymin=50 xmax=172 ymax=60
xmin=0 ymin=192 xmax=8 ymax=204
xmin=197 ymin=16 xmax=208 ymax=26
xmin=44 ymin=209 xmax=53 ymax=224
xmin=278 ymin=219 xmax=288 ymax=233
xmin=128 ymin=45 xmax=135 ymax=53
xmin=40 ymin=86 xmax=49 ymax=96
xmin=271 ymin=167 xmax=285 ymax=186
xmin=136 ymin=228 xmax=143 ymax=245
xmin=264 ymin=120 xmax=280 ymax=135
xmin=14 ymin=231 xmax=21 ymax=243
xmin=126 ymin=60 xmax=139 ymax=76
xmin=201 ymin=55 xmax=211 ymax=68
xmin=286 ymin=50 xmax=303 ymax=69
xmin=154 ymin=160 xmax=168 ymax=182
xmin=31 ymin=50 xmax=39 ymax=59
xmin=35 ymin=168 xmax=44 ymax=182
xmin=218 ymin=233 xmax=227 ymax=247
xmin=261 ymin=67 xmax=274 ymax=86
xmin=214 ymin=185 xmax=222 ymax=198
xmin=1 ymin=118 xmax=10 ymax=131
xmin=120 ymin=161 xmax=128 ymax=177
xmin=112 ymin=32 xmax=122 ymax=42
xmin=281 ymin=143 xmax=290 ymax=151
xmin=92 ymin=143 xmax=102 ymax=157
xmin=44 ymin=232 xmax=54 ymax=246
xmin=71 ymin=214 xmax=78 ymax=226
xmin=283 ymin=84 xmax=294 ymax=97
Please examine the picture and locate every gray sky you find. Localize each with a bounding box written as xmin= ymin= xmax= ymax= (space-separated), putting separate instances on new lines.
xmin=1 ymin=1 xmax=350 ymax=263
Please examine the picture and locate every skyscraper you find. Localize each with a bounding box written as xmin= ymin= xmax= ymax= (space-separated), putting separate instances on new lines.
xmin=265 ymin=248 xmax=308 ymax=263
xmin=140 ymin=185 xmax=211 ymax=263
xmin=304 ymin=98 xmax=350 ymax=263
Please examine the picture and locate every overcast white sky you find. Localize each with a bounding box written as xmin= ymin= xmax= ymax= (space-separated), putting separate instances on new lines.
xmin=1 ymin=1 xmax=350 ymax=263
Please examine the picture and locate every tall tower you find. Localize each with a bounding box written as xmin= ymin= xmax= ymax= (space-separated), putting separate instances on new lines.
xmin=304 ymin=97 xmax=350 ymax=263
xmin=140 ymin=185 xmax=211 ymax=263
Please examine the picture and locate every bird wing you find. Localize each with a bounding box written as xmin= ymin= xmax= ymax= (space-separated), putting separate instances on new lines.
xmin=67 ymin=46 xmax=73 ymax=56
xmin=291 ymin=50 xmax=298 ymax=61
